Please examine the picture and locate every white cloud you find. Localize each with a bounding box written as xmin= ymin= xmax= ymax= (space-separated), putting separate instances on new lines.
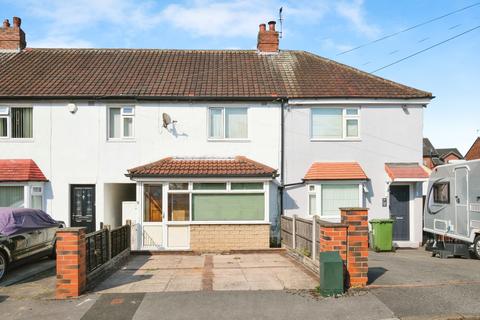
xmin=17 ymin=0 xmax=378 ymax=48
xmin=335 ymin=0 xmax=380 ymax=38
xmin=160 ymin=1 xmax=273 ymax=38
xmin=320 ymin=38 xmax=353 ymax=52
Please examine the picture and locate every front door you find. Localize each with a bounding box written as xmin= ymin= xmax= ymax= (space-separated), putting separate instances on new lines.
xmin=454 ymin=167 xmax=469 ymax=237
xmin=71 ymin=185 xmax=96 ymax=233
xmin=390 ymin=185 xmax=410 ymax=241
xmin=142 ymin=184 xmax=165 ymax=249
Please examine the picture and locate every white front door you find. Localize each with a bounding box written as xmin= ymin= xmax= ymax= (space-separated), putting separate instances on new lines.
xmin=142 ymin=184 xmax=166 ymax=249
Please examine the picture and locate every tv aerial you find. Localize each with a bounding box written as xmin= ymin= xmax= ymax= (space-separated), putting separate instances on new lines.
xmin=162 ymin=113 xmax=177 ymax=128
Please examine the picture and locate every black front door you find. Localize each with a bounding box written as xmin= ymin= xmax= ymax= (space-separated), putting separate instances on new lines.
xmin=390 ymin=185 xmax=410 ymax=241
xmin=71 ymin=185 xmax=96 ymax=233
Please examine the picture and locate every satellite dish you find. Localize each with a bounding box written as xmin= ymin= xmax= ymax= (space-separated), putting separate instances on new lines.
xmin=162 ymin=113 xmax=177 ymax=128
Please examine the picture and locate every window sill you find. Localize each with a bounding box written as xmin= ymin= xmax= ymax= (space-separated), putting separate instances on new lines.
xmin=106 ymin=139 xmax=136 ymax=143
xmin=207 ymin=138 xmax=251 ymax=143
xmin=310 ymin=138 xmax=361 ymax=142
xmin=0 ymin=138 xmax=35 ymax=143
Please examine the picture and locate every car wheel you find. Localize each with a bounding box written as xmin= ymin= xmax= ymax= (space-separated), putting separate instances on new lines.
xmin=0 ymin=252 xmax=7 ymax=282
xmin=473 ymin=236 xmax=480 ymax=260
xmin=49 ymin=242 xmax=57 ymax=260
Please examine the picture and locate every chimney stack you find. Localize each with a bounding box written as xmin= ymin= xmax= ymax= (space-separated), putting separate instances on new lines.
xmin=0 ymin=16 xmax=26 ymax=52
xmin=257 ymin=20 xmax=279 ymax=53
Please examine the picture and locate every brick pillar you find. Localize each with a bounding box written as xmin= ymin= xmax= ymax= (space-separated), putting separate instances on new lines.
xmin=319 ymin=222 xmax=348 ymax=260
xmin=341 ymin=208 xmax=369 ymax=288
xmin=56 ymin=227 xmax=87 ymax=299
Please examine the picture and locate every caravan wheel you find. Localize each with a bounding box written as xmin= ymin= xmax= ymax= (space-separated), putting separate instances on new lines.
xmin=474 ymin=236 xmax=480 ymax=260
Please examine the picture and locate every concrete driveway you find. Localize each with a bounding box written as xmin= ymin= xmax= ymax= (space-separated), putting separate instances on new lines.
xmin=368 ymin=249 xmax=480 ymax=318
xmin=94 ymin=252 xmax=318 ymax=293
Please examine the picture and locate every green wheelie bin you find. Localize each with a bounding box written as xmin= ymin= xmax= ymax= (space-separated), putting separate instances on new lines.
xmin=369 ymin=219 xmax=394 ymax=252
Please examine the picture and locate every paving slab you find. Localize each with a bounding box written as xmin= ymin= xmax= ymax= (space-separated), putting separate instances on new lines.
xmin=94 ymin=253 xmax=318 ymax=293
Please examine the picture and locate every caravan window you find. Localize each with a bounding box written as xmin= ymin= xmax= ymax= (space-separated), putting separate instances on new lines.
xmin=433 ymin=182 xmax=449 ymax=204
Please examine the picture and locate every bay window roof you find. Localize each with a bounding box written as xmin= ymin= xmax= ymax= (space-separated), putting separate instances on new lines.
xmin=304 ymin=162 xmax=368 ymax=181
xmin=0 ymin=159 xmax=47 ymax=182
xmin=127 ymin=156 xmax=277 ymax=178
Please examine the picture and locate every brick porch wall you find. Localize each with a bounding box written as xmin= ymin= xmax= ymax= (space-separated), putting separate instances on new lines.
xmin=190 ymin=224 xmax=270 ymax=251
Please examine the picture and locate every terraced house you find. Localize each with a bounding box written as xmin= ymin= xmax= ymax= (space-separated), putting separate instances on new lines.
xmin=0 ymin=17 xmax=432 ymax=250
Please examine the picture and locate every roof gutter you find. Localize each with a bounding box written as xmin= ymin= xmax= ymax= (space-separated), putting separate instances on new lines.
xmin=0 ymin=95 xmax=289 ymax=102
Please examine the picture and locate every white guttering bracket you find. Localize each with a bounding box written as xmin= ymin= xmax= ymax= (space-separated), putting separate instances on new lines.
xmin=287 ymin=98 xmax=431 ymax=106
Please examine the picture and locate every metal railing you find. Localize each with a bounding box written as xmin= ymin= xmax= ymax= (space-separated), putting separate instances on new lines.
xmin=85 ymin=224 xmax=131 ymax=274
xmin=111 ymin=225 xmax=130 ymax=259
xmin=85 ymin=229 xmax=109 ymax=273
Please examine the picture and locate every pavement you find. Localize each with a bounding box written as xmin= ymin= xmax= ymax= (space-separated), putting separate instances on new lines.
xmin=94 ymin=253 xmax=318 ymax=293
xmin=0 ymin=249 xmax=480 ymax=320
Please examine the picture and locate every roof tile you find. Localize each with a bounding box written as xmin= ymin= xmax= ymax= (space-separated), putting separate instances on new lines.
xmin=385 ymin=163 xmax=429 ymax=180
xmin=0 ymin=49 xmax=431 ymax=99
xmin=304 ymin=162 xmax=368 ymax=180
xmin=127 ymin=156 xmax=277 ymax=177
xmin=0 ymin=159 xmax=47 ymax=182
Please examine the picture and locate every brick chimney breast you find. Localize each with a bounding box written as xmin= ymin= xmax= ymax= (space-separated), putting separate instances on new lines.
xmin=0 ymin=16 xmax=26 ymax=52
xmin=257 ymin=21 xmax=279 ymax=53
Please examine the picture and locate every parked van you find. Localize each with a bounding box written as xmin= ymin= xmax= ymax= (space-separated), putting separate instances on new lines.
xmin=424 ymin=159 xmax=480 ymax=259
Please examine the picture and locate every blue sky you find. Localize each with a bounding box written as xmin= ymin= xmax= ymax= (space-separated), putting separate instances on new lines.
xmin=2 ymin=0 xmax=479 ymax=154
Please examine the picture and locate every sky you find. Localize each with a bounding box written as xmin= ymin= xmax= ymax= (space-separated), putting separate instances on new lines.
xmin=1 ymin=0 xmax=479 ymax=154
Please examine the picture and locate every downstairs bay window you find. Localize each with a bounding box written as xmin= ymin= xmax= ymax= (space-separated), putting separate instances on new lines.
xmin=143 ymin=181 xmax=267 ymax=223
xmin=308 ymin=183 xmax=362 ymax=218
xmin=0 ymin=184 xmax=44 ymax=209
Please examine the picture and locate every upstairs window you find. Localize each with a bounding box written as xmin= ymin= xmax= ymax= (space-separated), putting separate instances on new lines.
xmin=208 ymin=107 xmax=248 ymax=140
xmin=108 ymin=106 xmax=135 ymax=140
xmin=311 ymin=107 xmax=360 ymax=140
xmin=0 ymin=107 xmax=33 ymax=139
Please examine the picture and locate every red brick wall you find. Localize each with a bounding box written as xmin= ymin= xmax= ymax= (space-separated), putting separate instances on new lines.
xmin=341 ymin=208 xmax=369 ymax=288
xmin=56 ymin=228 xmax=86 ymax=299
xmin=0 ymin=17 xmax=26 ymax=51
xmin=319 ymin=223 xmax=347 ymax=261
xmin=318 ymin=208 xmax=369 ymax=289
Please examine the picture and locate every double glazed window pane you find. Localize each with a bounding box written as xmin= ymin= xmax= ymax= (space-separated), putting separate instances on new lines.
xmin=168 ymin=194 xmax=189 ymax=221
xmin=311 ymin=108 xmax=342 ymax=139
xmin=209 ymin=108 xmax=224 ymax=138
xmin=225 ymin=108 xmax=247 ymax=138
xmin=123 ymin=117 xmax=133 ymax=137
xmin=144 ymin=185 xmax=163 ymax=222
xmin=209 ymin=108 xmax=247 ymax=139
xmin=0 ymin=118 xmax=7 ymax=137
xmin=109 ymin=108 xmax=121 ymax=138
xmin=346 ymin=119 xmax=358 ymax=137
xmin=193 ymin=183 xmax=226 ymax=190
xmin=321 ymin=185 xmax=359 ymax=216
xmin=192 ymin=194 xmax=264 ymax=221
xmin=11 ymin=108 xmax=33 ymax=138
xmin=0 ymin=186 xmax=24 ymax=207
xmin=309 ymin=194 xmax=317 ymax=215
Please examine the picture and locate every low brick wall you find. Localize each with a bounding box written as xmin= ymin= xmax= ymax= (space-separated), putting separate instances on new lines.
xmin=190 ymin=224 xmax=270 ymax=251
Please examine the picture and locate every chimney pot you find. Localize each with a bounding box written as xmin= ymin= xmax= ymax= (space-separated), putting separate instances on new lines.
xmin=13 ymin=16 xmax=21 ymax=28
xmin=0 ymin=16 xmax=26 ymax=51
xmin=268 ymin=20 xmax=276 ymax=31
xmin=257 ymin=21 xmax=279 ymax=53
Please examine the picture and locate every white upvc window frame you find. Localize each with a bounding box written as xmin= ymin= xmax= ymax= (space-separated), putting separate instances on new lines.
xmin=207 ymin=107 xmax=249 ymax=141
xmin=310 ymin=107 xmax=361 ymax=141
xmin=0 ymin=182 xmax=44 ymax=210
xmin=140 ymin=179 xmax=269 ymax=225
xmin=0 ymin=105 xmax=34 ymax=140
xmin=307 ymin=181 xmax=363 ymax=219
xmin=107 ymin=105 xmax=135 ymax=141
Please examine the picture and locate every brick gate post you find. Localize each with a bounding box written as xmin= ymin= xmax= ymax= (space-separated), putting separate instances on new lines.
xmin=56 ymin=227 xmax=87 ymax=299
xmin=340 ymin=208 xmax=369 ymax=288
